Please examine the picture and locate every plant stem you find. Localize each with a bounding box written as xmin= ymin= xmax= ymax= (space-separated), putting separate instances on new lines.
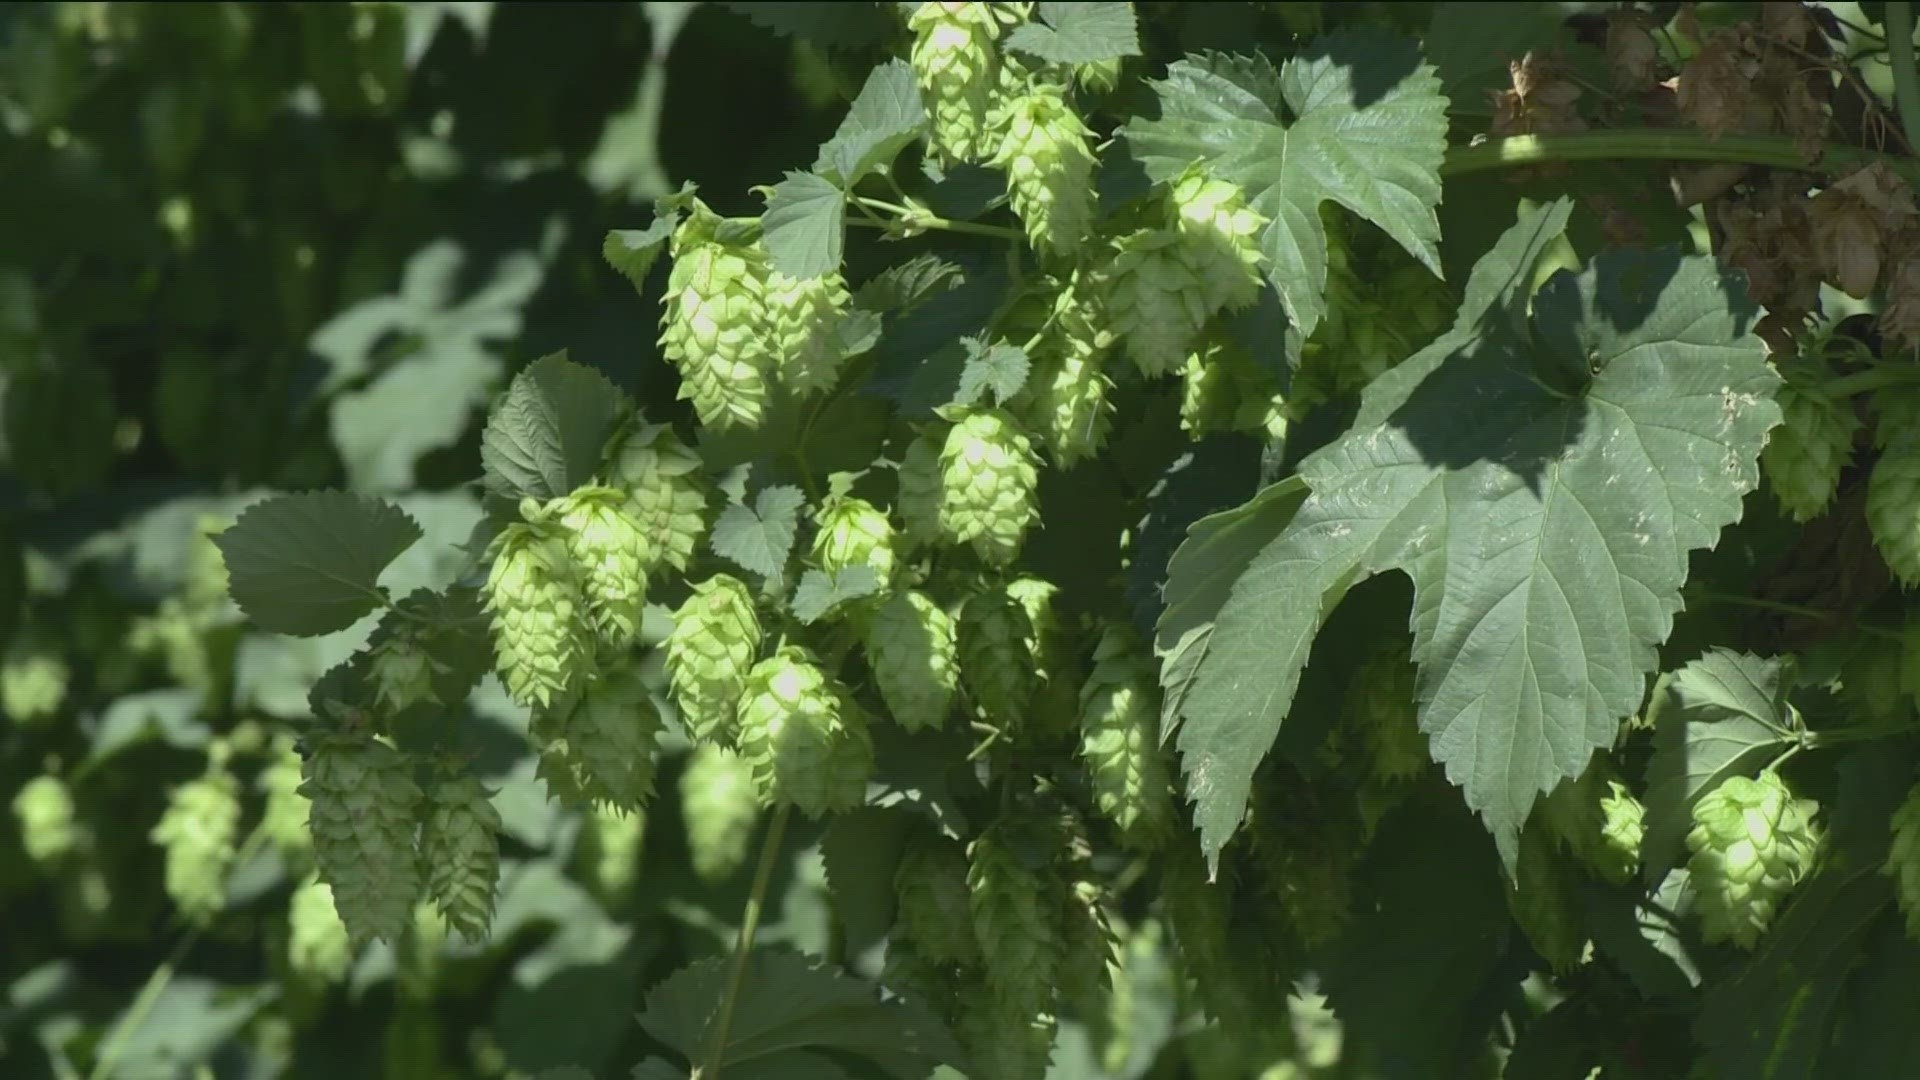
xmin=1806 ymin=719 xmax=1919 ymax=749
xmin=1890 ymin=4 xmax=1920 ymax=155
xmin=848 ymin=195 xmax=1026 ymax=240
xmin=693 ymin=802 xmax=792 ymax=1080
xmin=1441 ymin=130 xmax=1920 ymax=184
xmin=1821 ymin=363 xmax=1920 ymax=400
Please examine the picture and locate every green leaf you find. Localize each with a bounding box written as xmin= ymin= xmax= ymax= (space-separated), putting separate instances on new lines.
xmin=1177 ymin=201 xmax=1780 ymax=869
xmin=104 ymin=977 xmax=275 ymax=1080
xmin=363 ymin=587 xmax=494 ymax=720
xmin=791 ymin=566 xmax=882 ymax=624
xmin=819 ymin=807 xmax=917 ymax=959
xmin=712 ymin=485 xmax=807 ymax=587
xmin=1641 ymin=651 xmax=1799 ymax=883
xmin=718 ymin=2 xmax=892 ymax=47
xmin=603 ymin=215 xmax=677 ymax=290
xmin=1422 ymin=3 xmax=1573 ymax=111
xmin=816 ymin=60 xmax=926 ymax=187
xmin=951 ymin=337 xmax=1029 ymax=408
xmin=215 ymin=492 xmax=423 ymax=637
xmin=1825 ymin=925 xmax=1920 ymax=1079
xmin=1005 ymin=2 xmax=1142 ymax=65
xmin=480 ymin=352 xmax=628 ymax=503
xmin=632 ymin=1059 xmax=686 ymax=1080
xmin=1579 ymin=868 xmax=1702 ymax=1003
xmin=1123 ymin=31 xmax=1449 ymax=338
xmin=761 ymin=172 xmax=845 ymax=280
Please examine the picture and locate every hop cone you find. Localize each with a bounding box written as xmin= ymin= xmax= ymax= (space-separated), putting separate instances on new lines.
xmin=1762 ymin=384 xmax=1857 ymax=521
xmin=1058 ymin=877 xmax=1118 ymax=1017
xmin=554 ymin=485 xmax=650 ymax=643
xmin=989 ymin=81 xmax=1097 ymax=256
xmin=680 ymin=744 xmax=760 ymax=883
xmin=956 ymin=989 xmax=1057 ymax=1080
xmin=1869 ymin=431 xmax=1920 ymax=586
xmin=544 ymin=666 xmax=665 ymax=810
xmin=660 ymin=208 xmax=772 ymax=429
xmin=151 ymin=769 xmax=241 ymax=922
xmin=302 ymin=737 xmax=425 ymax=947
xmin=736 ymin=646 xmax=873 ymax=817
xmin=967 ymin=819 xmax=1064 ymax=1019
xmin=895 ymin=433 xmax=946 ymax=554
xmin=894 ymin=832 xmax=981 ymax=966
xmin=938 ymin=409 xmax=1041 ymax=565
xmin=1686 ymin=771 xmax=1822 ymax=948
xmin=1246 ymin=783 xmax=1359 ymax=950
xmin=1167 ymin=167 xmax=1268 ymax=315
xmin=865 ymin=589 xmax=959 ymax=731
xmin=959 ymin=583 xmax=1036 ymax=727
xmin=13 ymin=774 xmax=77 ymax=864
xmin=1507 ymin=823 xmax=1587 ymax=974
xmin=1597 ymin=780 xmax=1645 ymax=885
xmin=1884 ymin=779 xmax=1920 ymax=939
xmin=1179 ymin=337 xmax=1287 ymax=442
xmin=1539 ymin=764 xmax=1640 ymax=884
xmin=367 ymin=631 xmax=442 ymax=714
xmin=1014 ymin=274 xmax=1113 ymax=468
xmin=420 ymin=774 xmax=501 ymax=941
xmin=1161 ymin=845 xmax=1254 ymax=1033
xmin=766 ymin=269 xmax=851 ymax=395
xmin=288 ymin=874 xmax=353 ymax=985
xmin=483 ymin=522 xmax=593 ymax=710
xmin=1 ymin=641 xmax=68 ymax=723
xmin=259 ymin=737 xmax=312 ymax=858
xmin=664 ymin=574 xmax=762 ymax=745
xmin=1104 ymin=227 xmax=1209 ymax=377
xmin=585 ymin=802 xmax=645 ymax=899
xmin=1078 ymin=628 xmax=1175 ymax=847
xmin=908 ymin=2 xmax=1010 ymax=163
xmin=610 ymin=422 xmax=709 ymax=576
xmin=1347 ymin=652 xmax=1427 ymax=782
xmin=1008 ymin=575 xmax=1080 ymax=737
xmin=811 ymin=493 xmax=897 ymax=584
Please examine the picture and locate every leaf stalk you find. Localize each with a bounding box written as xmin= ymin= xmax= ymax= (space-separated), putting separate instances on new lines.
xmin=693 ymin=801 xmax=792 ymax=1080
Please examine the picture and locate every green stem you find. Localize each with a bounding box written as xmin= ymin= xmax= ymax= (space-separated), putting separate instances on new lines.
xmin=1442 ymin=130 xmax=1920 ymax=183
xmin=693 ymin=802 xmax=792 ymax=1080
xmin=848 ymin=195 xmax=1026 ymax=240
xmin=1821 ymin=363 xmax=1920 ymax=400
xmin=1692 ymin=592 xmax=1835 ymax=620
xmin=1805 ymin=719 xmax=1919 ymax=749
xmin=1890 ymin=5 xmax=1920 ymax=155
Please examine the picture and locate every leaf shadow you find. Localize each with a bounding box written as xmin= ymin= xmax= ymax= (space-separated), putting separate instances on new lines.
xmin=1297 ymin=28 xmax=1423 ymax=110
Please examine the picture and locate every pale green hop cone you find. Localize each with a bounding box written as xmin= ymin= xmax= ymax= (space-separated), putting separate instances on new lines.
xmin=735 ymin=645 xmax=874 ymax=818
xmin=1869 ymin=431 xmax=1920 ymax=586
xmin=680 ymin=744 xmax=761 ymax=883
xmin=150 ymin=768 xmax=242 ymax=923
xmin=864 ymin=589 xmax=959 ymax=731
xmin=1685 ymin=771 xmax=1822 ymax=948
xmin=958 ymin=582 xmax=1036 ymax=728
xmin=664 ymin=574 xmax=763 ymax=746
xmin=301 ymin=736 xmax=425 ymax=948
xmin=1078 ymin=627 xmax=1175 ymax=848
xmin=938 ymin=408 xmax=1041 ymax=565
xmin=483 ymin=521 xmax=594 ymax=711
xmin=811 ymin=492 xmax=897 ymax=585
xmin=1103 ymin=227 xmax=1211 ymax=378
xmin=543 ymin=665 xmax=665 ymax=811
xmin=14 ymin=774 xmax=77 ymax=865
xmin=967 ymin=817 xmax=1065 ymax=1021
xmin=989 ymin=81 xmax=1097 ymax=257
xmin=895 ymin=432 xmax=947 ymax=555
xmin=1167 ymin=166 xmax=1268 ymax=315
xmin=367 ymin=630 xmax=444 ymax=714
xmin=1761 ymin=384 xmax=1857 ymax=522
xmin=908 ymin=1 xmax=1015 ymax=163
xmin=419 ymin=774 xmax=502 ymax=941
xmin=766 ymin=268 xmax=851 ymax=396
xmin=552 ymin=484 xmax=650 ymax=644
xmin=609 ymin=421 xmax=709 ymax=576
xmin=287 ymin=873 xmax=353 ymax=986
xmin=659 ymin=205 xmax=773 ymax=430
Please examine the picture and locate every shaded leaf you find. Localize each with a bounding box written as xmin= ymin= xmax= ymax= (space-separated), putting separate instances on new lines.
xmin=481 ymin=352 xmax=628 ymax=503
xmin=820 ymin=807 xmax=918 ymax=959
xmin=1005 ymin=2 xmax=1142 ymax=65
xmin=712 ymin=486 xmax=807 ymax=587
xmin=951 ymin=337 xmax=1029 ymax=408
xmin=792 ymin=566 xmax=883 ymax=624
xmin=604 ymin=216 xmax=677 ymax=290
xmin=762 ymin=171 xmax=845 ymax=280
xmin=718 ymin=2 xmax=892 ymax=48
xmin=816 ymin=61 xmax=925 ymax=186
xmin=215 ymin=492 xmax=423 ymax=637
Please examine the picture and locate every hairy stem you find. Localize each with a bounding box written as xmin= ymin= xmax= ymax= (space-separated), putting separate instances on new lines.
xmin=1442 ymin=130 xmax=1920 ymax=183
xmin=1890 ymin=4 xmax=1920 ymax=156
xmin=694 ymin=802 xmax=792 ymax=1080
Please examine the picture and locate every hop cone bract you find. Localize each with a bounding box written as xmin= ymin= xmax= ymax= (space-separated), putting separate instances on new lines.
xmin=420 ymin=774 xmax=501 ymax=941
xmin=1762 ymin=384 xmax=1857 ymax=521
xmin=908 ymin=1 xmax=1012 ymax=163
xmin=989 ymin=81 xmax=1097 ymax=256
xmin=958 ymin=583 xmax=1035 ymax=727
xmin=1104 ymin=227 xmax=1209 ymax=377
xmin=967 ymin=818 xmax=1064 ymax=1019
xmin=1167 ymin=167 xmax=1268 ymax=315
xmin=259 ymin=736 xmax=312 ymax=859
xmin=483 ymin=522 xmax=593 ymax=710
xmin=1078 ymin=628 xmax=1175 ymax=847
xmin=302 ymin=737 xmax=425 ymax=947
xmin=766 ymin=269 xmax=851 ymax=395
xmin=610 ymin=422 xmax=709 ymax=576
xmin=680 ymin=744 xmax=760 ymax=883
xmin=1597 ymin=780 xmax=1645 ymax=885
xmin=553 ymin=485 xmax=650 ymax=643
xmin=1869 ymin=431 xmax=1920 ymax=586
xmin=894 ymin=832 xmax=981 ymax=966
xmin=151 ymin=769 xmax=241 ymax=922
xmin=1014 ymin=273 xmax=1113 ymax=468
xmin=1685 ymin=771 xmax=1822 ymax=948
xmin=1179 ymin=336 xmax=1287 ymax=442
xmin=865 ymin=589 xmax=959 ymax=731
xmin=367 ymin=631 xmax=442 ymax=714
xmin=895 ymin=433 xmax=946 ymax=554
xmin=938 ymin=409 xmax=1041 ymax=565
xmin=735 ymin=646 xmax=873 ymax=817
xmin=665 ymin=574 xmax=762 ymax=745
xmin=543 ymin=666 xmax=665 ymax=811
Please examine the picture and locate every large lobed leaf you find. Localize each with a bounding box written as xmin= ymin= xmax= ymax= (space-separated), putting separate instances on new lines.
xmin=1177 ymin=200 xmax=1780 ymax=868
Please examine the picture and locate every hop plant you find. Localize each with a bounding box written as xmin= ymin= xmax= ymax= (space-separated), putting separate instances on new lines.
xmin=1078 ymin=628 xmax=1175 ymax=847
xmin=367 ymin=630 xmax=443 ymax=714
xmin=895 ymin=432 xmax=947 ymax=553
xmin=967 ymin=818 xmax=1065 ymax=1020
xmin=13 ymin=774 xmax=78 ymax=865
xmin=419 ymin=774 xmax=501 ymax=941
xmin=543 ymin=666 xmax=665 ymax=810
xmin=1007 ymin=575 xmax=1079 ymax=737
xmin=766 ymin=269 xmax=851 ymax=395
xmin=811 ymin=492 xmax=897 ymax=584
xmin=659 ymin=205 xmax=773 ymax=429
xmin=958 ymin=582 xmax=1036 ymax=727
xmin=680 ymin=744 xmax=760 ymax=883
xmin=302 ymin=736 xmax=425 ymax=947
xmin=665 ymin=574 xmax=763 ymax=745
xmin=1166 ymin=166 xmax=1268 ymax=315
xmin=894 ymin=832 xmax=982 ymax=966
xmin=1885 ymin=779 xmax=1920 ymax=939
xmin=908 ymin=1 xmax=1014 ymax=163
xmin=955 ymin=989 xmax=1057 ymax=1080
xmin=989 ymin=80 xmax=1097 ymax=256
xmin=287 ymin=874 xmax=353 ymax=985
xmin=1346 ymin=651 xmax=1428 ymax=783
xmin=864 ymin=589 xmax=959 ymax=731
xmin=1103 ymin=227 xmax=1210 ymax=377
xmin=1058 ymin=877 xmax=1119 ymax=1018
xmin=1762 ymin=383 xmax=1857 ymax=521
xmin=553 ymin=485 xmax=650 ymax=643
xmin=735 ymin=646 xmax=873 ymax=817
xmin=151 ymin=767 xmax=242 ymax=922
xmin=1539 ymin=763 xmax=1641 ymax=885
xmin=1869 ymin=431 xmax=1920 ymax=586
xmin=259 ymin=736 xmax=313 ymax=859
xmin=1 ymin=640 xmax=68 ymax=723
xmin=938 ymin=408 xmax=1041 ymax=565
xmin=609 ymin=422 xmax=710 ymax=576
xmin=1686 ymin=771 xmax=1822 ymax=949
xmin=483 ymin=519 xmax=594 ymax=710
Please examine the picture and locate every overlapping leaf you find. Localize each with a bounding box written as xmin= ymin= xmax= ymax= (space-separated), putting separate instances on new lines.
xmin=215 ymin=492 xmax=423 ymax=636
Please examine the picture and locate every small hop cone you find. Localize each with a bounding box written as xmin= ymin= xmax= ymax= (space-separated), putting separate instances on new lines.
xmin=736 ymin=646 xmax=874 ymax=817
xmin=1597 ymin=780 xmax=1645 ymax=885
xmin=1078 ymin=628 xmax=1175 ymax=848
xmin=665 ymin=574 xmax=763 ymax=746
xmin=958 ymin=584 xmax=1036 ymax=727
xmin=1015 ymin=274 xmax=1114 ymax=467
xmin=1057 ymin=877 xmax=1119 ymax=1018
xmin=550 ymin=666 xmax=665 ymax=810
xmin=1884 ymin=780 xmax=1920 ymax=940
xmin=1762 ymin=384 xmax=1857 ymax=521
xmin=680 ymin=744 xmax=761 ymax=883
xmin=660 ymin=209 xmax=773 ymax=429
xmin=287 ymin=874 xmax=353 ymax=985
xmin=1507 ymin=823 xmax=1589 ymax=975
xmin=908 ymin=2 xmax=1011 ymax=163
xmin=259 ymin=737 xmax=313 ymax=858
xmin=368 ymin=633 xmax=443 ymax=714
xmin=1686 ymin=771 xmax=1822 ymax=949
xmin=1167 ymin=167 xmax=1268 ymax=315
xmin=553 ymin=485 xmax=650 ymax=644
xmin=302 ymin=737 xmax=425 ymax=948
xmin=1179 ymin=337 xmax=1288 ymax=442
xmin=1 ymin=641 xmax=68 ymax=723
xmin=1869 ymin=432 xmax=1920 ymax=587
xmin=1161 ymin=845 xmax=1252 ymax=1032
xmin=1347 ymin=652 xmax=1427 ymax=782
xmin=610 ymin=422 xmax=709 ymax=576
xmin=1007 ymin=575 xmax=1079 ymax=737
xmin=1540 ymin=763 xmax=1640 ymax=883
xmin=1104 ymin=228 xmax=1210 ymax=377
xmin=938 ymin=409 xmax=1041 ymax=565
xmin=766 ymin=269 xmax=851 ymax=395
xmin=894 ymin=832 xmax=982 ymax=966
xmin=151 ymin=769 xmax=241 ymax=923
xmin=989 ymin=81 xmax=1097 ymax=256
xmin=420 ymin=775 xmax=502 ymax=942
xmin=967 ymin=819 xmax=1065 ymax=1019
xmin=585 ymin=802 xmax=646 ymax=898
xmin=483 ymin=523 xmax=594 ymax=710
xmin=811 ymin=493 xmax=898 ymax=584
xmin=13 ymin=774 xmax=77 ymax=864
xmin=865 ymin=589 xmax=959 ymax=731
xmin=895 ymin=433 xmax=946 ymax=554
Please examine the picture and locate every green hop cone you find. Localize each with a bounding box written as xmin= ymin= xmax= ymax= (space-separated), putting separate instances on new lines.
xmin=938 ymin=408 xmax=1041 ymax=565
xmin=259 ymin=737 xmax=313 ymax=859
xmin=288 ymin=873 xmax=353 ymax=985
xmin=584 ymin=802 xmax=645 ymax=899
xmin=1103 ymin=227 xmax=1209 ymax=377
xmin=1 ymin=639 xmax=68 ymax=723
xmin=1761 ymin=383 xmax=1857 ymax=521
xmin=1507 ymin=822 xmax=1588 ymax=975
xmin=1686 ymin=771 xmax=1822 ymax=949
xmin=1597 ymin=780 xmax=1645 ymax=885
xmin=1078 ymin=628 xmax=1175 ymax=848
xmin=659 ymin=205 xmax=773 ymax=430
xmin=908 ymin=1 xmax=1013 ymax=163
xmin=1884 ymin=779 xmax=1920 ymax=939
xmin=1346 ymin=651 xmax=1427 ymax=783
xmin=543 ymin=666 xmax=665 ymax=811
xmin=1167 ymin=166 xmax=1268 ymax=315
xmin=609 ymin=422 xmax=710 ymax=576
xmin=1179 ymin=336 xmax=1288 ymax=442
xmin=420 ymin=774 xmax=501 ymax=941
xmin=811 ymin=493 xmax=897 ymax=585
xmin=13 ymin=774 xmax=78 ymax=865
xmin=1008 ymin=575 xmax=1080 ymax=737
xmin=1869 ymin=431 xmax=1920 ymax=587
xmin=665 ymin=574 xmax=763 ymax=746
xmin=1539 ymin=763 xmax=1641 ymax=885
xmin=895 ymin=432 xmax=946 ymax=554
xmin=367 ymin=631 xmax=444 ymax=714
xmin=1058 ymin=877 xmax=1119 ymax=1019
xmin=881 ymin=944 xmax=964 ymax=1019
xmin=958 ymin=582 xmax=1036 ymax=728
xmin=302 ymin=736 xmax=425 ymax=948
xmin=967 ymin=818 xmax=1065 ymax=1020
xmin=894 ymin=832 xmax=982 ymax=966
xmin=679 ymin=744 xmax=761 ymax=883
xmin=735 ymin=646 xmax=874 ymax=817
xmin=553 ymin=485 xmax=650 ymax=644
xmin=1246 ymin=782 xmax=1359 ymax=950
xmin=766 ymin=269 xmax=851 ymax=395
xmin=989 ymin=80 xmax=1097 ymax=257
xmin=864 ymin=589 xmax=959 ymax=731
xmin=151 ymin=768 xmax=241 ymax=922
xmin=483 ymin=521 xmax=594 ymax=710
xmin=1014 ymin=274 xmax=1114 ymax=468
xmin=1161 ymin=845 xmax=1254 ymax=1033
